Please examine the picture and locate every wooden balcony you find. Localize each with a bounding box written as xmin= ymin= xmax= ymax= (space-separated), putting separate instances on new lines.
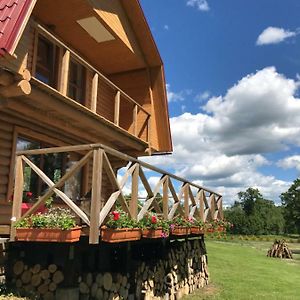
xmin=10 ymin=144 xmax=223 ymax=244
xmin=31 ymin=22 xmax=151 ymax=144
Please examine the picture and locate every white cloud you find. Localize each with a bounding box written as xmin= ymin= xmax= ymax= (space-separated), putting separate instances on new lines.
xmin=164 ymin=25 xmax=169 ymax=30
xmin=143 ymin=67 xmax=300 ymax=205
xmin=187 ymin=0 xmax=210 ymax=11
xmin=195 ymin=90 xmax=210 ymax=102
xmin=256 ymin=27 xmax=297 ymax=45
xmin=277 ymin=155 xmax=300 ymax=171
xmin=166 ymin=84 xmax=192 ymax=102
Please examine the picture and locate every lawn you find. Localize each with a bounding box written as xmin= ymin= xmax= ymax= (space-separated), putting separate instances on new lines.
xmin=184 ymin=238 xmax=300 ymax=300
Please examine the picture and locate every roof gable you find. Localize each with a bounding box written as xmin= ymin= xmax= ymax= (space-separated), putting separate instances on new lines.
xmin=0 ymin=0 xmax=35 ymax=56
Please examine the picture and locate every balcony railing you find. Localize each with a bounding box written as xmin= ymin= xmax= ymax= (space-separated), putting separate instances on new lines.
xmin=10 ymin=143 xmax=223 ymax=244
xmin=32 ymin=22 xmax=151 ymax=143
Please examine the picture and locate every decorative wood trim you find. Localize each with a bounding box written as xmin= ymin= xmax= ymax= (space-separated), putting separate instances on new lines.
xmin=89 ymin=149 xmax=103 ymax=244
xmin=91 ymin=73 xmax=98 ymax=113
xmin=114 ymin=91 xmax=120 ymax=126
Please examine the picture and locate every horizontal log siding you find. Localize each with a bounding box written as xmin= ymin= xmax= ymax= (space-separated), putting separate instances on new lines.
xmin=0 ymin=120 xmax=14 ymax=203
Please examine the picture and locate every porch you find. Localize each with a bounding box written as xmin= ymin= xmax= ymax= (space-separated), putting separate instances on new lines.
xmin=9 ymin=143 xmax=223 ymax=244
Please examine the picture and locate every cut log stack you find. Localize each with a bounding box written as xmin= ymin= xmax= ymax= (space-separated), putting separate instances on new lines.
xmin=267 ymin=240 xmax=293 ymax=259
xmin=78 ymin=271 xmax=131 ymax=300
xmin=12 ymin=261 xmax=64 ymax=299
xmin=0 ymin=239 xmax=8 ymax=284
xmin=134 ymin=240 xmax=209 ymax=300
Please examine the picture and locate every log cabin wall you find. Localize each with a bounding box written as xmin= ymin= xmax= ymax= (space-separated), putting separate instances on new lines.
xmin=0 ymin=114 xmax=119 ymax=227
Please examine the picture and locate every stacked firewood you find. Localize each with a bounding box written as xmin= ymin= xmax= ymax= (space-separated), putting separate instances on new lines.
xmin=267 ymin=240 xmax=293 ymax=259
xmin=78 ymin=271 xmax=131 ymax=300
xmin=134 ymin=240 xmax=209 ymax=300
xmin=12 ymin=261 xmax=64 ymax=299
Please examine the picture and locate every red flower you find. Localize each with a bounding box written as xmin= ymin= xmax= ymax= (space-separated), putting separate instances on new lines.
xmin=112 ymin=211 xmax=120 ymax=221
xmin=151 ymin=215 xmax=157 ymax=224
xmin=26 ymin=191 xmax=33 ymax=198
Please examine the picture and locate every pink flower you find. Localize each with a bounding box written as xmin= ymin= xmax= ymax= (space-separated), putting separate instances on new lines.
xmin=26 ymin=191 xmax=33 ymax=198
xmin=112 ymin=211 xmax=120 ymax=221
xmin=170 ymin=224 xmax=175 ymax=230
xmin=151 ymin=215 xmax=157 ymax=224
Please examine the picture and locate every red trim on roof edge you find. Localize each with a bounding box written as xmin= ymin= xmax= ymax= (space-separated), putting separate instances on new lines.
xmin=0 ymin=0 xmax=34 ymax=56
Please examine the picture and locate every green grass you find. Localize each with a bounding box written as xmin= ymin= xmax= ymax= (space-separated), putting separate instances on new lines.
xmin=185 ymin=239 xmax=300 ymax=300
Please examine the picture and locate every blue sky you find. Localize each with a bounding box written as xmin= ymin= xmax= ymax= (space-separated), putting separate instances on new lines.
xmin=139 ymin=0 xmax=300 ymax=205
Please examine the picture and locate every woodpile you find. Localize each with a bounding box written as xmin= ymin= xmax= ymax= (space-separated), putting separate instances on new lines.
xmin=78 ymin=271 xmax=131 ymax=300
xmin=11 ymin=261 xmax=64 ymax=299
xmin=134 ymin=240 xmax=208 ymax=300
xmin=267 ymin=240 xmax=293 ymax=259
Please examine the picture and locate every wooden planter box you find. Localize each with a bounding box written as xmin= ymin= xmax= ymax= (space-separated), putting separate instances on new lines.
xmin=190 ymin=226 xmax=204 ymax=235
xmin=15 ymin=227 xmax=81 ymax=243
xmin=171 ymin=226 xmax=190 ymax=236
xmin=101 ymin=227 xmax=141 ymax=243
xmin=217 ymin=226 xmax=225 ymax=232
xmin=142 ymin=228 xmax=168 ymax=239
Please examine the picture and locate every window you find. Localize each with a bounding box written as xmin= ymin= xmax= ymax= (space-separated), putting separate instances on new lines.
xmin=16 ymin=137 xmax=82 ymax=202
xmin=35 ymin=36 xmax=58 ymax=88
xmin=68 ymin=59 xmax=86 ymax=104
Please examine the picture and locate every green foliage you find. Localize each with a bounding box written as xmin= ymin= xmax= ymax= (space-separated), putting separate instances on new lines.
xmin=225 ymin=187 xmax=285 ymax=235
xmin=280 ymin=178 xmax=300 ymax=234
xmin=14 ymin=207 xmax=76 ymax=230
xmin=105 ymin=211 xmax=138 ymax=229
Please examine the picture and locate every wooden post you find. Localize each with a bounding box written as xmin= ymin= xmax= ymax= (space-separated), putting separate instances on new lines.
xmin=89 ymin=149 xmax=103 ymax=244
xmin=10 ymin=156 xmax=24 ymax=241
xmin=199 ymin=190 xmax=205 ymax=222
xmin=114 ymin=91 xmax=120 ymax=126
xmin=133 ymin=105 xmax=138 ymax=136
xmin=91 ymin=73 xmax=98 ymax=113
xmin=163 ymin=176 xmax=169 ymax=220
xmin=147 ymin=116 xmax=151 ymax=143
xmin=184 ymin=183 xmax=189 ymax=218
xmin=210 ymin=193 xmax=216 ymax=220
xmin=130 ymin=164 xmax=139 ymax=220
xmin=59 ymin=49 xmax=70 ymax=96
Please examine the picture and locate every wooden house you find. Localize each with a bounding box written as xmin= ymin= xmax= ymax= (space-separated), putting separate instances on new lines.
xmin=0 ymin=0 xmax=175 ymax=232
xmin=0 ymin=0 xmax=222 ymax=243
xmin=0 ymin=1 xmax=224 ymax=298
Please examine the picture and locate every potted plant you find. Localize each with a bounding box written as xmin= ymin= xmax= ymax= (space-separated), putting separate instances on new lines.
xmin=101 ymin=211 xmax=141 ymax=243
xmin=170 ymin=216 xmax=191 ymax=236
xmin=190 ymin=219 xmax=205 ymax=235
xmin=15 ymin=207 xmax=81 ymax=242
xmin=139 ymin=214 xmax=169 ymax=238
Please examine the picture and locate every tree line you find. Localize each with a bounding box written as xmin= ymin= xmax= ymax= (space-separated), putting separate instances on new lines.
xmin=224 ymin=179 xmax=300 ymax=235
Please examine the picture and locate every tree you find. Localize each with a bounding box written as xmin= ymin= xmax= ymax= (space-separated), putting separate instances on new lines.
xmin=225 ymin=187 xmax=285 ymax=235
xmin=280 ymin=178 xmax=300 ymax=234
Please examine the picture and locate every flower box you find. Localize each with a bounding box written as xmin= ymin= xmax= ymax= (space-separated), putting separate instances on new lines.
xmin=217 ymin=226 xmax=225 ymax=232
xmin=190 ymin=226 xmax=204 ymax=235
xmin=101 ymin=227 xmax=141 ymax=243
xmin=15 ymin=227 xmax=81 ymax=243
xmin=171 ymin=226 xmax=190 ymax=236
xmin=142 ymin=227 xmax=168 ymax=239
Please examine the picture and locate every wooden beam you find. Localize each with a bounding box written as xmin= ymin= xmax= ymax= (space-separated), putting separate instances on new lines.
xmin=133 ymin=105 xmax=138 ymax=137
xmin=89 ymin=149 xmax=103 ymax=244
xmin=91 ymin=73 xmax=98 ymax=113
xmin=10 ymin=156 xmax=24 ymax=241
xmin=0 ymin=69 xmax=14 ymax=86
xmin=114 ymin=91 xmax=120 ymax=126
xmin=59 ymin=50 xmax=70 ymax=96
xmin=0 ymin=80 xmax=31 ymax=98
xmin=130 ymin=164 xmax=139 ymax=220
xmin=184 ymin=183 xmax=189 ymax=218
xmin=163 ymin=175 xmax=169 ymax=220
xmin=21 ymin=151 xmax=92 ymax=219
xmin=21 ymin=156 xmax=90 ymax=225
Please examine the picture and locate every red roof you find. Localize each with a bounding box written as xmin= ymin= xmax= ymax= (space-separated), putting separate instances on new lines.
xmin=0 ymin=0 xmax=34 ymax=56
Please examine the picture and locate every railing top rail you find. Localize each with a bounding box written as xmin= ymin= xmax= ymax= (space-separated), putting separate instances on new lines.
xmin=32 ymin=21 xmax=150 ymax=117
xmin=16 ymin=143 xmax=222 ymax=197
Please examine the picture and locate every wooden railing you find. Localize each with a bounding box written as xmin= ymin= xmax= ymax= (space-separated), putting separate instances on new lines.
xmin=10 ymin=144 xmax=223 ymax=244
xmin=32 ymin=22 xmax=151 ymax=142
